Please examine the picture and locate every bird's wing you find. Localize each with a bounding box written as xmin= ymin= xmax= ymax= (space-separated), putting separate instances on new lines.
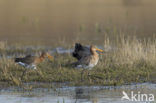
xmin=23 ymin=56 xmax=36 ymax=64
xmin=78 ymin=55 xmax=91 ymax=65
xmin=73 ymin=43 xmax=91 ymax=60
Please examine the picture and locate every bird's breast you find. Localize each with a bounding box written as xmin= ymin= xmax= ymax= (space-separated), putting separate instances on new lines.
xmin=90 ymin=54 xmax=99 ymax=65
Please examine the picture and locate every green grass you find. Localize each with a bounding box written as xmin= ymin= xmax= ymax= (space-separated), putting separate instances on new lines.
xmin=0 ymin=35 xmax=156 ymax=88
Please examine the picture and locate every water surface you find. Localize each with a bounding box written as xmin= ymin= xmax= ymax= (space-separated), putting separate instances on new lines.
xmin=0 ymin=83 xmax=156 ymax=103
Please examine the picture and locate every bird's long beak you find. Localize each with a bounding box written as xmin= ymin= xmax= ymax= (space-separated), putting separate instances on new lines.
xmin=96 ymin=48 xmax=104 ymax=52
xmin=47 ymin=54 xmax=54 ymax=61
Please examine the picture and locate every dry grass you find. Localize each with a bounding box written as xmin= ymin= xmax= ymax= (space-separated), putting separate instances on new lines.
xmin=104 ymin=35 xmax=156 ymax=65
xmin=0 ymin=41 xmax=7 ymax=49
xmin=0 ymin=35 xmax=156 ymax=87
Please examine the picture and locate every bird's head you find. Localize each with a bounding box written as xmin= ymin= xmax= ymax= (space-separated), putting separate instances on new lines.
xmin=90 ymin=45 xmax=103 ymax=53
xmin=41 ymin=52 xmax=54 ymax=61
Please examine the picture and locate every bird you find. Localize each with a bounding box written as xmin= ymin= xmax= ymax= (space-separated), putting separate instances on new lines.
xmin=72 ymin=43 xmax=90 ymax=60
xmin=73 ymin=45 xmax=103 ymax=69
xmin=14 ymin=52 xmax=53 ymax=69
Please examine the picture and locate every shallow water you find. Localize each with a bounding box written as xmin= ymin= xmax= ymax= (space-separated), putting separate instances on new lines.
xmin=0 ymin=83 xmax=156 ymax=103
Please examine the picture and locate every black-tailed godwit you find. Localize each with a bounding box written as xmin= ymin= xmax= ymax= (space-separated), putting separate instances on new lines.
xmin=73 ymin=45 xmax=103 ymax=69
xmin=15 ymin=52 xmax=53 ymax=69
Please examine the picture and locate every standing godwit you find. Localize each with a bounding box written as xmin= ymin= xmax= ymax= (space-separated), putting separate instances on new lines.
xmin=15 ymin=52 xmax=53 ymax=69
xmin=73 ymin=45 xmax=103 ymax=69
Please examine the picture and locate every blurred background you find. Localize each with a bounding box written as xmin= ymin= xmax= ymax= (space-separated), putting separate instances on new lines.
xmin=0 ymin=0 xmax=156 ymax=46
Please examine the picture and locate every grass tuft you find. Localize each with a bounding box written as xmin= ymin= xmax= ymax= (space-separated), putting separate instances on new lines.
xmin=0 ymin=35 xmax=156 ymax=87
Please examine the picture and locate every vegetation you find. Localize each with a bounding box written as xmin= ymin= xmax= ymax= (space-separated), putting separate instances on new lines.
xmin=0 ymin=35 xmax=156 ymax=88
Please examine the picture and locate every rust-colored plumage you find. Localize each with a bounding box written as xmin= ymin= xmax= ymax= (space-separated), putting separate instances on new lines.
xmin=15 ymin=52 xmax=53 ymax=69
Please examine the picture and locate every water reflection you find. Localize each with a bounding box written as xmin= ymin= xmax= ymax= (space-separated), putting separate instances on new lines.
xmin=75 ymin=88 xmax=98 ymax=103
xmin=1 ymin=83 xmax=156 ymax=103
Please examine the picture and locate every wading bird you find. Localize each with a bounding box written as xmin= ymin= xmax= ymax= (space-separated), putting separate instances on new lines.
xmin=73 ymin=45 xmax=103 ymax=69
xmin=15 ymin=52 xmax=53 ymax=69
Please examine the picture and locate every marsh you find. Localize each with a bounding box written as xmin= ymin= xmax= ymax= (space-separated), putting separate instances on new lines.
xmin=0 ymin=0 xmax=156 ymax=103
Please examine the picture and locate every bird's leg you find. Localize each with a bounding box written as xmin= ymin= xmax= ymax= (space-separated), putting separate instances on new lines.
xmin=86 ymin=70 xmax=90 ymax=81
xmin=86 ymin=70 xmax=92 ymax=83
xmin=81 ymin=69 xmax=85 ymax=82
xmin=87 ymin=70 xmax=89 ymax=77
xmin=80 ymin=70 xmax=83 ymax=81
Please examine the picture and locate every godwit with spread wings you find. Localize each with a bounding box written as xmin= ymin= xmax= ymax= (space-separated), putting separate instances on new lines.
xmin=73 ymin=44 xmax=103 ymax=69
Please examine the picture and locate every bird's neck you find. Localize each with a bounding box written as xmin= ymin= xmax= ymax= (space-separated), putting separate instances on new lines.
xmin=91 ymin=49 xmax=98 ymax=56
xmin=39 ymin=56 xmax=45 ymax=62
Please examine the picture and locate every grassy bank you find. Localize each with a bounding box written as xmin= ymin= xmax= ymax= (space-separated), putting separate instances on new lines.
xmin=0 ymin=35 xmax=156 ymax=88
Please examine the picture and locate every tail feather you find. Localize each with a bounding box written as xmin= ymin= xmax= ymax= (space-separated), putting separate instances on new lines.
xmin=15 ymin=58 xmax=22 ymax=62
